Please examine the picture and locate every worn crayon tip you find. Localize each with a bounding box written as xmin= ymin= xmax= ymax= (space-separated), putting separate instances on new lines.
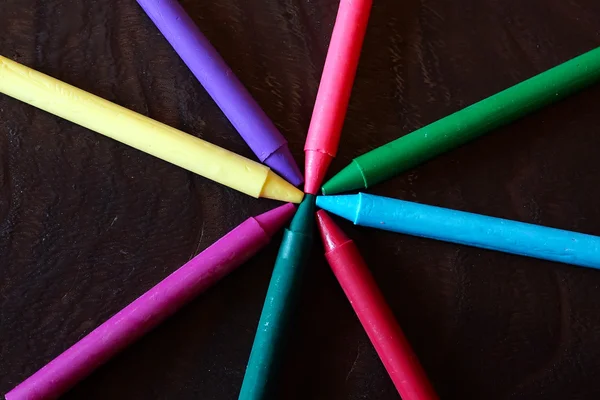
xmin=316 ymin=210 xmax=351 ymax=253
xmin=260 ymin=170 xmax=304 ymax=203
xmin=289 ymin=194 xmax=316 ymax=235
xmin=321 ymin=160 xmax=366 ymax=195
xmin=255 ymin=203 xmax=297 ymax=238
xmin=304 ymin=150 xmax=333 ymax=195
xmin=264 ymin=145 xmax=304 ymax=187
xmin=316 ymin=194 xmax=360 ymax=223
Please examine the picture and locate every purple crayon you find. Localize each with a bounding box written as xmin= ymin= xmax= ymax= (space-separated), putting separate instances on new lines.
xmin=5 ymin=203 xmax=296 ymax=400
xmin=136 ymin=0 xmax=303 ymax=186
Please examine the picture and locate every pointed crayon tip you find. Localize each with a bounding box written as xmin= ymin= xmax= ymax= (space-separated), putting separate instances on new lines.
xmin=260 ymin=170 xmax=305 ymax=203
xmin=321 ymin=160 xmax=366 ymax=195
xmin=316 ymin=210 xmax=351 ymax=253
xmin=289 ymin=194 xmax=316 ymax=234
xmin=316 ymin=194 xmax=360 ymax=223
xmin=264 ymin=146 xmax=304 ymax=187
xmin=304 ymin=150 xmax=333 ymax=194
xmin=255 ymin=203 xmax=297 ymax=238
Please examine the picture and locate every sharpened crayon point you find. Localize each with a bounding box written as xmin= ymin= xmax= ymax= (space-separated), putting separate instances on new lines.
xmin=321 ymin=160 xmax=367 ymax=195
xmin=264 ymin=146 xmax=304 ymax=187
xmin=289 ymin=194 xmax=316 ymax=234
xmin=316 ymin=194 xmax=361 ymax=223
xmin=255 ymin=203 xmax=297 ymax=238
xmin=316 ymin=210 xmax=351 ymax=253
xmin=260 ymin=170 xmax=305 ymax=203
xmin=304 ymin=150 xmax=333 ymax=195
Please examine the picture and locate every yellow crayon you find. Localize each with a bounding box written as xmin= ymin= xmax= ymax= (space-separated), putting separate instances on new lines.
xmin=0 ymin=56 xmax=303 ymax=203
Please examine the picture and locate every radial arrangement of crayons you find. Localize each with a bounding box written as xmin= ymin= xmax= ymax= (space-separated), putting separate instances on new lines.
xmin=2 ymin=1 xmax=600 ymax=399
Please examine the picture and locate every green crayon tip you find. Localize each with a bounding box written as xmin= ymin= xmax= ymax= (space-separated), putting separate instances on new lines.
xmin=323 ymin=47 xmax=600 ymax=195
xmin=238 ymin=195 xmax=315 ymax=400
xmin=321 ymin=161 xmax=366 ymax=195
xmin=289 ymin=194 xmax=316 ymax=234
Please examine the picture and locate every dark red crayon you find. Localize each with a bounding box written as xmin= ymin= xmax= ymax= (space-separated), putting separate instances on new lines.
xmin=316 ymin=210 xmax=439 ymax=400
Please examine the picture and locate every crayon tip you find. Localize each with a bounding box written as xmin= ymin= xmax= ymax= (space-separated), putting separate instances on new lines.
xmin=321 ymin=160 xmax=366 ymax=195
xmin=264 ymin=146 xmax=304 ymax=187
xmin=316 ymin=210 xmax=352 ymax=253
xmin=260 ymin=170 xmax=305 ymax=203
xmin=254 ymin=203 xmax=297 ymax=238
xmin=304 ymin=150 xmax=333 ymax=194
xmin=316 ymin=194 xmax=360 ymax=223
xmin=289 ymin=194 xmax=316 ymax=234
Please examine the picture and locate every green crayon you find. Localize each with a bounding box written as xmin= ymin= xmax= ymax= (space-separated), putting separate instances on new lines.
xmin=322 ymin=46 xmax=600 ymax=195
xmin=238 ymin=195 xmax=316 ymax=400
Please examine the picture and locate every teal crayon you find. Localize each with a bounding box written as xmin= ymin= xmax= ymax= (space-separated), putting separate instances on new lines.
xmin=317 ymin=193 xmax=600 ymax=268
xmin=239 ymin=195 xmax=316 ymax=399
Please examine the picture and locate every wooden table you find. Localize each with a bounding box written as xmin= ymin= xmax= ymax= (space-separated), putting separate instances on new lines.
xmin=1 ymin=0 xmax=600 ymax=398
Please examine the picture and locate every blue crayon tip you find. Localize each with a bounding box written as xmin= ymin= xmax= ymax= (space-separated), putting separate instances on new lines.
xmin=316 ymin=194 xmax=360 ymax=223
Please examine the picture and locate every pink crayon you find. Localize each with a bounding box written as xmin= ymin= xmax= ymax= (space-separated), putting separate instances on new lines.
xmin=5 ymin=203 xmax=296 ymax=400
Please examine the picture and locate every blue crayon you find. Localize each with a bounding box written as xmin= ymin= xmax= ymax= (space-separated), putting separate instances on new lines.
xmin=316 ymin=193 xmax=600 ymax=268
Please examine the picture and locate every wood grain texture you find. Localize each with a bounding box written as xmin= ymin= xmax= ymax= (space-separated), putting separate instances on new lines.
xmin=1 ymin=0 xmax=600 ymax=399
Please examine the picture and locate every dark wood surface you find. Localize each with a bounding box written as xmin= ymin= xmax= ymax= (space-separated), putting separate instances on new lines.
xmin=1 ymin=0 xmax=600 ymax=398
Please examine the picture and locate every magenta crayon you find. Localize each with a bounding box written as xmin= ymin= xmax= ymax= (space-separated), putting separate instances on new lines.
xmin=5 ymin=203 xmax=296 ymax=400
xmin=136 ymin=0 xmax=303 ymax=186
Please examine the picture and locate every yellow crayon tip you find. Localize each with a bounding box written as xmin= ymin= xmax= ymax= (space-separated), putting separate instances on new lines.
xmin=260 ymin=170 xmax=304 ymax=203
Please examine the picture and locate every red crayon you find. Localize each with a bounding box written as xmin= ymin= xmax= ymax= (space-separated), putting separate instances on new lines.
xmin=304 ymin=0 xmax=373 ymax=194
xmin=316 ymin=210 xmax=438 ymax=400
